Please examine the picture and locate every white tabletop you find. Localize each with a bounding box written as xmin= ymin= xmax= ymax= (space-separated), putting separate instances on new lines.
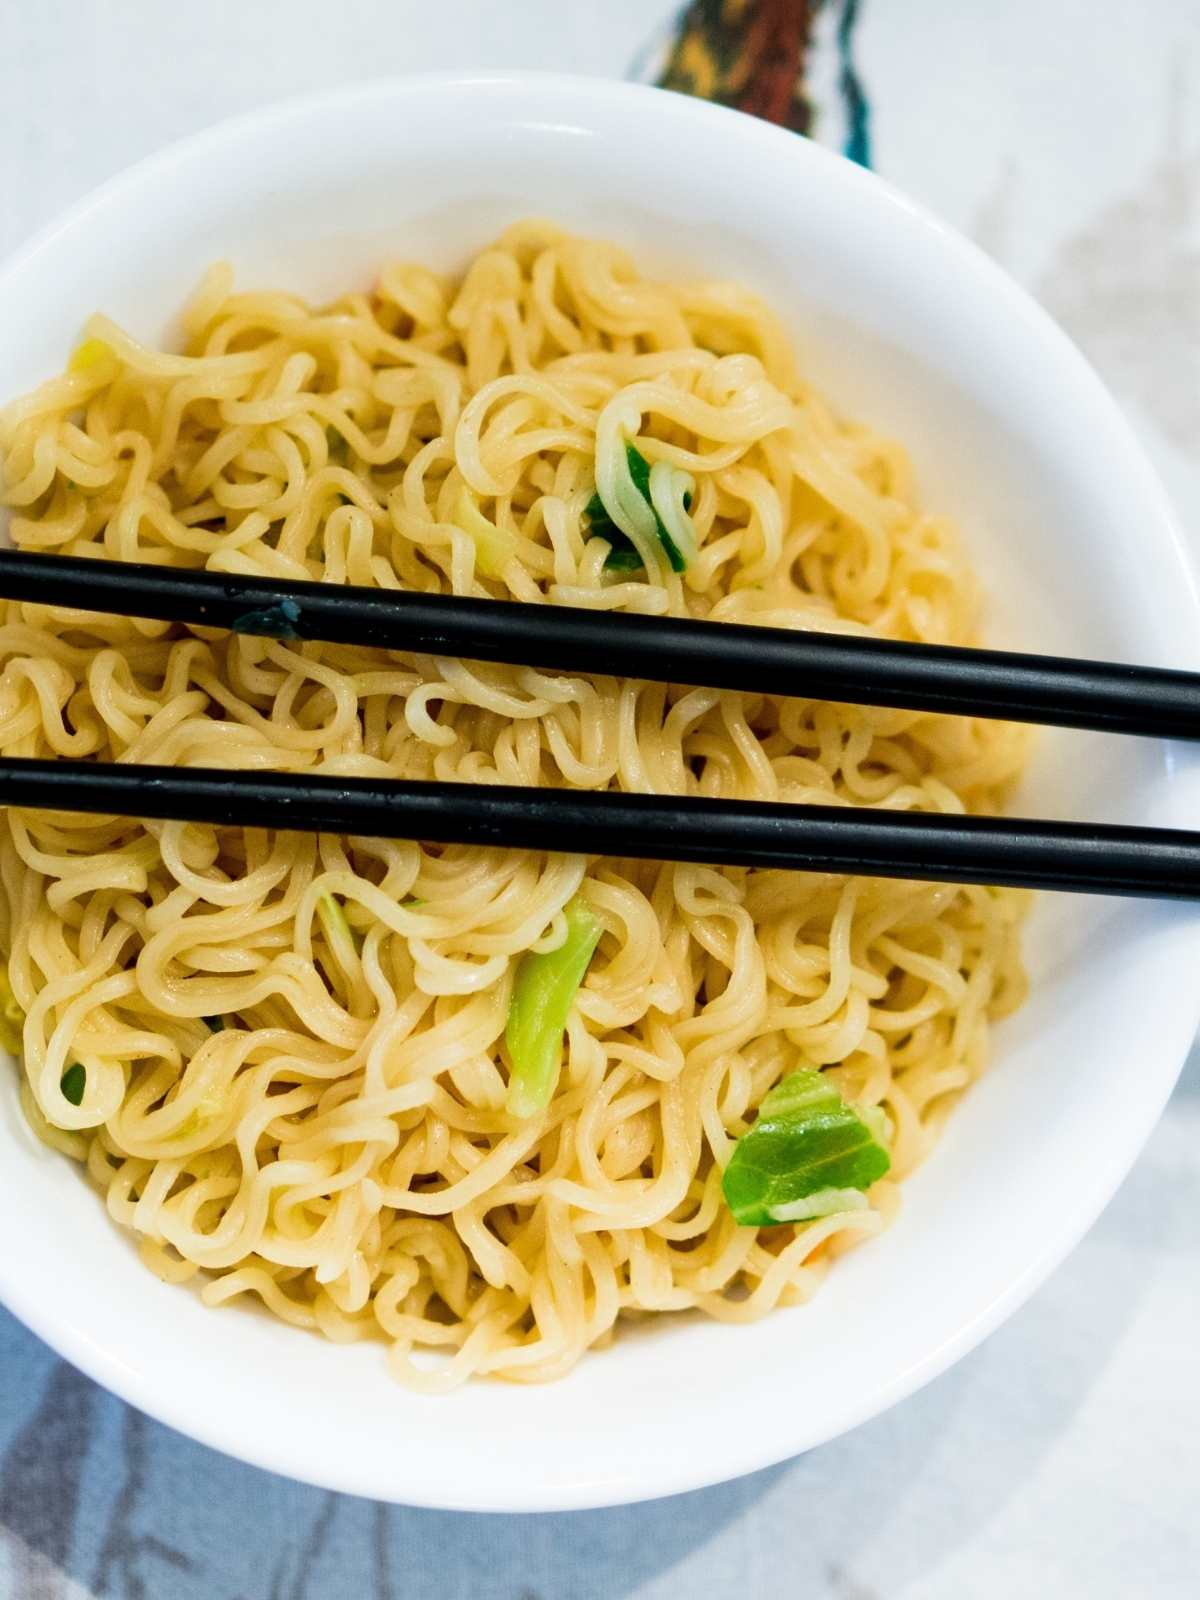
xmin=1 ymin=4 xmax=1198 ymax=1596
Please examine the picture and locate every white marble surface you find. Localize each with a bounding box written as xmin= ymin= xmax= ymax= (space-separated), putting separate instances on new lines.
xmin=1 ymin=3 xmax=1198 ymax=1595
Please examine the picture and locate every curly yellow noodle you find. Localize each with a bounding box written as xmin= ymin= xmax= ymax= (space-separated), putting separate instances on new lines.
xmin=0 ymin=222 xmax=1029 ymax=1388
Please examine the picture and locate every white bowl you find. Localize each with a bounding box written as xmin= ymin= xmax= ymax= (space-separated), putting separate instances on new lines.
xmin=1 ymin=73 xmax=1198 ymax=1512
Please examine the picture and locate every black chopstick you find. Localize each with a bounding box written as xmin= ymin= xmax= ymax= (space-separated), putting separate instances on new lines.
xmin=1 ymin=757 xmax=1197 ymax=900
xmin=1 ymin=550 xmax=1198 ymax=740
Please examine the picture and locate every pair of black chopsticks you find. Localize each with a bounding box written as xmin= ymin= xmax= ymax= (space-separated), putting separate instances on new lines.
xmin=0 ymin=549 xmax=1197 ymax=900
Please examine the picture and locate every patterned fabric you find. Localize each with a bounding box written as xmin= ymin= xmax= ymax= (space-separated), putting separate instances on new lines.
xmin=654 ymin=0 xmax=872 ymax=163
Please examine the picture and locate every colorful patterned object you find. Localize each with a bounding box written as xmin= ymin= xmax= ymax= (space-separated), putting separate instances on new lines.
xmin=652 ymin=0 xmax=872 ymax=164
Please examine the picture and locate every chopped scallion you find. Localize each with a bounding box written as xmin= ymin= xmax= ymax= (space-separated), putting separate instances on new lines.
xmin=585 ymin=443 xmax=693 ymax=573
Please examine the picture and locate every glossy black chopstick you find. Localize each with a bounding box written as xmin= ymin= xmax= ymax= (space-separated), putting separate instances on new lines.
xmin=1 ymin=550 xmax=1198 ymax=740
xmin=1 ymin=757 xmax=1198 ymax=900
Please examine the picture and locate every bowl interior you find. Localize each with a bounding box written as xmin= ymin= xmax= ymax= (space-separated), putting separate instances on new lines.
xmin=1 ymin=76 xmax=1198 ymax=1511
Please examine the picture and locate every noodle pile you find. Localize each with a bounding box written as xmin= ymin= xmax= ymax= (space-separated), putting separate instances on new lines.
xmin=0 ymin=223 xmax=1028 ymax=1387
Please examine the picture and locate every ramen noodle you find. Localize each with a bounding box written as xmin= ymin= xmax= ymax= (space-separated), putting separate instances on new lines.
xmin=0 ymin=223 xmax=1028 ymax=1387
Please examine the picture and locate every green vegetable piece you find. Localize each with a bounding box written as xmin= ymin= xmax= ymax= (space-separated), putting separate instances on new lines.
xmin=69 ymin=338 xmax=114 ymax=374
xmin=60 ymin=1063 xmax=86 ymax=1106
xmin=505 ymin=897 xmax=603 ymax=1119
xmin=317 ymin=892 xmax=362 ymax=953
xmin=605 ymin=550 xmax=646 ymax=572
xmin=0 ymin=966 xmax=24 ymax=1055
xmin=453 ymin=486 xmax=519 ymax=578
xmin=585 ymin=444 xmax=691 ymax=573
xmin=722 ymin=1068 xmax=890 ymax=1227
xmin=203 ymin=1015 xmax=225 ymax=1031
xmin=767 ymin=1187 xmax=870 ymax=1223
xmin=583 ymin=488 xmax=636 ymax=567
